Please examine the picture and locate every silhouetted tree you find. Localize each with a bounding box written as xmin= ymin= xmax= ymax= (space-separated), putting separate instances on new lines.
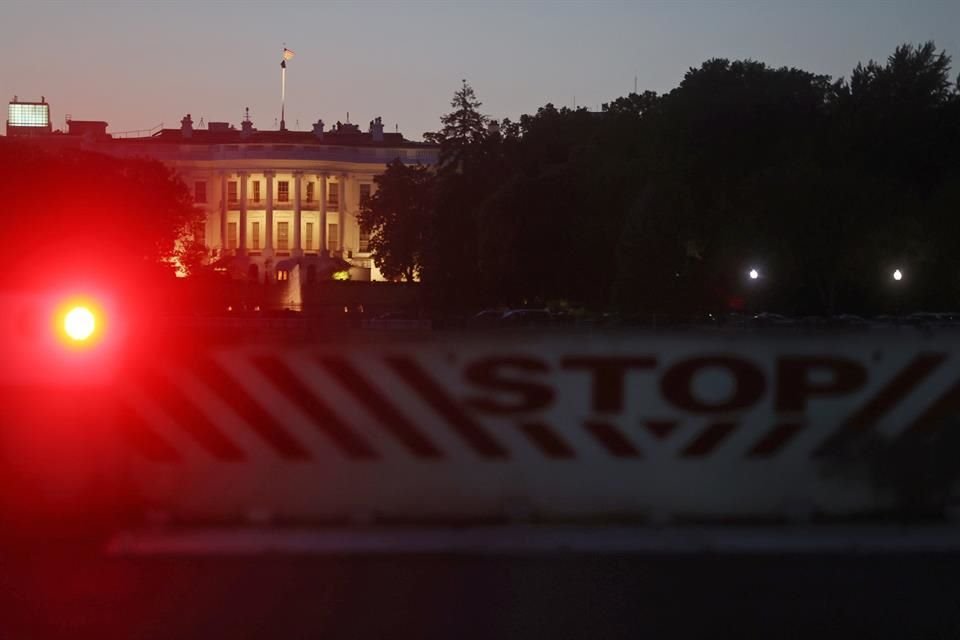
xmin=421 ymin=80 xmax=507 ymax=309
xmin=358 ymin=159 xmax=435 ymax=282
xmin=394 ymin=42 xmax=960 ymax=316
xmin=0 ymin=140 xmax=203 ymax=288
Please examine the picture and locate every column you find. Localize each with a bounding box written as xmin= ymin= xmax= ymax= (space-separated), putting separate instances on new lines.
xmin=339 ymin=173 xmax=348 ymax=257
xmin=238 ymin=171 xmax=248 ymax=256
xmin=293 ymin=171 xmax=303 ymax=256
xmin=264 ymin=171 xmax=274 ymax=256
xmin=318 ymin=173 xmax=328 ymax=255
xmin=219 ymin=172 xmax=227 ymax=253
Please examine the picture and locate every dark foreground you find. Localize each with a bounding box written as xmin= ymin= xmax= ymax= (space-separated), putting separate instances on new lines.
xmin=1 ymin=547 xmax=959 ymax=639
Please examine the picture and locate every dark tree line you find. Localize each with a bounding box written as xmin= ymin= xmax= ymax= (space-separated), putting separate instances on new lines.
xmin=0 ymin=139 xmax=204 ymax=289
xmin=363 ymin=42 xmax=960 ymax=316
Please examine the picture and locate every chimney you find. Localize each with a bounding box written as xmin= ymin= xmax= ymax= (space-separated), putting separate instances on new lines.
xmin=487 ymin=120 xmax=501 ymax=136
xmin=312 ymin=118 xmax=325 ymax=140
xmin=240 ymin=107 xmax=254 ymax=138
xmin=370 ymin=116 xmax=384 ymax=142
xmin=180 ymin=113 xmax=194 ymax=138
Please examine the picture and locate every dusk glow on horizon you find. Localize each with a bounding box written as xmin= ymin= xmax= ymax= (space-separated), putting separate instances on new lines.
xmin=3 ymin=1 xmax=958 ymax=140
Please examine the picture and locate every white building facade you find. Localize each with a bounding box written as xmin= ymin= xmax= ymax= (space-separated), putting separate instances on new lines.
xmin=64 ymin=114 xmax=438 ymax=282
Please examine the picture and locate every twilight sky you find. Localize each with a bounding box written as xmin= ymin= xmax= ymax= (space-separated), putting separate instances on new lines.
xmin=3 ymin=0 xmax=959 ymax=141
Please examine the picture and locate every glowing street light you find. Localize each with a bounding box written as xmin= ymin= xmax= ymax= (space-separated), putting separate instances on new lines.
xmin=748 ymin=268 xmax=759 ymax=280
xmin=892 ymin=268 xmax=903 ymax=282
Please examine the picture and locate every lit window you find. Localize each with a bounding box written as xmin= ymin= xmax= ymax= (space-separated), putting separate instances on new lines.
xmin=328 ymin=223 xmax=339 ymax=252
xmin=306 ymin=182 xmax=315 ymax=203
xmin=305 ymin=222 xmax=314 ymax=251
xmin=252 ymin=180 xmax=261 ymax=203
xmin=359 ymin=228 xmax=370 ymax=253
xmin=228 ymin=181 xmax=238 ymax=203
xmin=227 ymin=222 xmax=238 ymax=250
xmin=327 ymin=183 xmax=339 ymax=209
xmin=277 ymin=221 xmax=289 ymax=251
xmin=278 ymin=181 xmax=289 ymax=202
xmin=252 ymin=221 xmax=261 ymax=251
xmin=194 ymin=181 xmax=207 ymax=203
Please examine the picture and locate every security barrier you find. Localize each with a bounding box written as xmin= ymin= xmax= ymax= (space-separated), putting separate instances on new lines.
xmin=116 ymin=332 xmax=960 ymax=523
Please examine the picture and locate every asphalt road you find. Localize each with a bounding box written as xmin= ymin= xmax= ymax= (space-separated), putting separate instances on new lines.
xmin=2 ymin=547 xmax=960 ymax=639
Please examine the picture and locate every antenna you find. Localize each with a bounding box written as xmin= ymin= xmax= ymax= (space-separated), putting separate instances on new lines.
xmin=634 ymin=75 xmax=638 ymax=94
xmin=346 ymin=111 xmax=350 ymax=124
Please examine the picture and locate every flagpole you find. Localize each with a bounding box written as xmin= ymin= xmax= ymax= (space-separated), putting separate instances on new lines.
xmin=280 ymin=47 xmax=294 ymax=132
xmin=280 ymin=60 xmax=286 ymax=131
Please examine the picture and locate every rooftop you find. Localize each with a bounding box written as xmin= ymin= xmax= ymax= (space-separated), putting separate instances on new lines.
xmin=71 ymin=113 xmax=436 ymax=149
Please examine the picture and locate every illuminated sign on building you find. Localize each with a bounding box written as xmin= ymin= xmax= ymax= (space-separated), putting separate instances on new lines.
xmin=7 ymin=99 xmax=52 ymax=135
xmin=9 ymin=102 xmax=50 ymax=127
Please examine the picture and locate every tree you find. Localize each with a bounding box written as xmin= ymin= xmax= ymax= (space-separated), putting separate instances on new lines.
xmin=358 ymin=159 xmax=435 ymax=282
xmin=421 ymin=81 xmax=504 ymax=309
xmin=423 ymin=79 xmax=489 ymax=166
xmin=387 ymin=43 xmax=960 ymax=315
xmin=0 ymin=139 xmax=203 ymax=288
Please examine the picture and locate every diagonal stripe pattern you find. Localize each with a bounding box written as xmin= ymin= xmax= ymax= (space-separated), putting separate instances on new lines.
xmin=251 ymin=355 xmax=379 ymax=459
xmin=317 ymin=355 xmax=442 ymax=458
xmin=188 ymin=356 xmax=312 ymax=460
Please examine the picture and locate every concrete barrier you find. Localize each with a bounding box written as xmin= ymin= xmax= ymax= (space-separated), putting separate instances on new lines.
xmin=117 ymin=332 xmax=960 ymax=524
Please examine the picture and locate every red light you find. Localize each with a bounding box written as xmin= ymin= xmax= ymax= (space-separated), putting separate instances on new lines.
xmin=64 ymin=306 xmax=96 ymax=341
xmin=54 ymin=298 xmax=105 ymax=349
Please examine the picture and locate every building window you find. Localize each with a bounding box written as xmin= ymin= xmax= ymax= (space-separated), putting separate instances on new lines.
xmin=278 ymin=181 xmax=289 ymax=202
xmin=328 ymin=223 xmax=339 ymax=252
xmin=277 ymin=221 xmax=289 ymax=251
xmin=194 ymin=181 xmax=207 ymax=204
xmin=306 ymin=182 xmax=314 ymax=203
xmin=305 ymin=222 xmax=314 ymax=251
xmin=251 ymin=221 xmax=261 ymax=251
xmin=277 ymin=270 xmax=289 ymax=282
xmin=327 ymin=182 xmax=339 ymax=209
xmin=359 ymin=183 xmax=371 ymax=203
xmin=359 ymin=228 xmax=370 ymax=253
xmin=227 ymin=222 xmax=238 ymax=251
xmin=252 ymin=180 xmax=261 ymax=203
xmin=192 ymin=220 xmax=205 ymax=244
xmin=227 ymin=181 xmax=238 ymax=204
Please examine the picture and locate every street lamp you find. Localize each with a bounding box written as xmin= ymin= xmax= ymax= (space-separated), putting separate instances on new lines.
xmin=892 ymin=268 xmax=903 ymax=282
xmin=749 ymin=268 xmax=759 ymax=280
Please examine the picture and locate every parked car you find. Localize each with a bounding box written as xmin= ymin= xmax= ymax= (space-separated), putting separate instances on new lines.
xmin=499 ymin=309 xmax=553 ymax=327
xmin=750 ymin=312 xmax=795 ymax=327
xmin=467 ymin=309 xmax=505 ymax=328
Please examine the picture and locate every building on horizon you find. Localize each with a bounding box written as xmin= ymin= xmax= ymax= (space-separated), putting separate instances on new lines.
xmin=6 ymin=98 xmax=439 ymax=283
